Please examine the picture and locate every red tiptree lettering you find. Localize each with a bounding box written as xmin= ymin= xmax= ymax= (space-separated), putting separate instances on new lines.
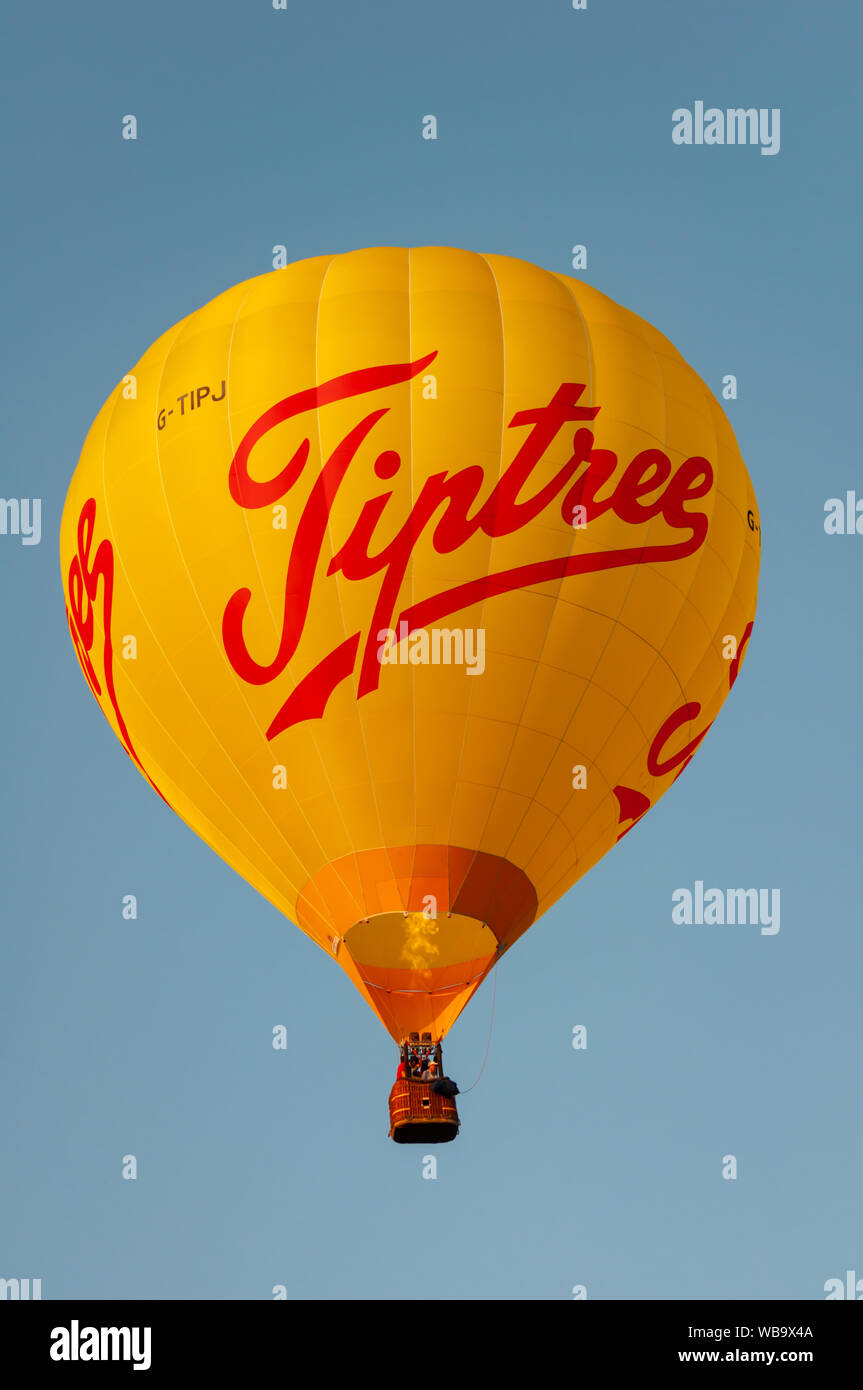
xmin=223 ymin=353 xmax=714 ymax=737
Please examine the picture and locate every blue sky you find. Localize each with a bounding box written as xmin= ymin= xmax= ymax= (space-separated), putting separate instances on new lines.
xmin=1 ymin=0 xmax=861 ymax=1299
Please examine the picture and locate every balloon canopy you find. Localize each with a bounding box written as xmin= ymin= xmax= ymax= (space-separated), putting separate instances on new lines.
xmin=61 ymin=247 xmax=760 ymax=1043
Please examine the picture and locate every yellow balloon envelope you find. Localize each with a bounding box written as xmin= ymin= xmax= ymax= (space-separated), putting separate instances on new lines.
xmin=60 ymin=247 xmax=760 ymax=1044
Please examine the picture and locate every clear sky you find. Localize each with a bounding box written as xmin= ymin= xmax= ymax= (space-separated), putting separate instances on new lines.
xmin=1 ymin=0 xmax=861 ymax=1300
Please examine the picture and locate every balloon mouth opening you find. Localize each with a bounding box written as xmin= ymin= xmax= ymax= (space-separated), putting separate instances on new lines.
xmin=296 ymin=844 xmax=538 ymax=950
xmin=344 ymin=909 xmax=498 ymax=972
xmin=294 ymin=845 xmax=538 ymax=1039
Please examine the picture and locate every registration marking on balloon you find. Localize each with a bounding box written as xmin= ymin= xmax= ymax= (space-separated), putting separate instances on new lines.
xmin=222 ymin=351 xmax=715 ymax=740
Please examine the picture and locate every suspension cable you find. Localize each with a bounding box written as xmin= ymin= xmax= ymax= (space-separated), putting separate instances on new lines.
xmin=459 ymin=961 xmax=498 ymax=1093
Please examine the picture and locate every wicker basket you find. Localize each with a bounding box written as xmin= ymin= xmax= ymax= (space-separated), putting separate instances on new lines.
xmin=388 ymin=1078 xmax=460 ymax=1143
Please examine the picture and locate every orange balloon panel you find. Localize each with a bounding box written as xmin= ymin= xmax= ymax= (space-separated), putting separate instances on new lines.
xmin=60 ymin=248 xmax=760 ymax=1042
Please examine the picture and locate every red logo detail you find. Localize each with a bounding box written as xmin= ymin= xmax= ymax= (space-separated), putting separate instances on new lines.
xmin=614 ymin=618 xmax=756 ymax=838
xmin=66 ymin=497 xmax=169 ymax=805
xmin=223 ymin=352 xmax=715 ymax=738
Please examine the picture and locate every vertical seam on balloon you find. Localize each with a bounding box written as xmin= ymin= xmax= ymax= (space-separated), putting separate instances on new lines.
xmin=94 ymin=318 xmax=312 ymax=904
xmin=223 ymin=260 xmax=364 ymax=936
xmin=405 ymin=258 xmax=435 ymax=1027
xmin=530 ymin=297 xmax=702 ymax=869
xmin=675 ymin=380 xmax=755 ymax=729
xmin=535 ymin=285 xmax=671 ymax=850
xmin=544 ymin=323 xmax=688 ymax=879
xmin=462 ymin=263 xmax=601 ymax=908
xmin=491 ymin=271 xmax=598 ymax=887
xmin=539 ymin=336 xmax=738 ymax=902
xmin=493 ymin=291 xmax=718 ymax=909
xmin=649 ymin=341 xmax=731 ymax=685
xmin=406 ymin=246 xmax=420 ymax=928
xmin=105 ymin=289 xmax=335 ymax=917
xmin=566 ymin=327 xmax=687 ymax=756
xmin=311 ymin=251 xmax=399 ymax=931
xmin=440 ymin=251 xmax=509 ymax=921
xmin=434 ymin=250 xmax=499 ymax=939
xmin=636 ymin=342 xmax=725 ymax=708
xmin=311 ymin=251 xmax=372 ymax=926
xmin=503 ymin=270 xmax=608 ymax=896
xmin=144 ymin=290 xmax=327 ymax=897
xmin=527 ymin=393 xmax=757 ymax=913
xmin=181 ymin=278 xmax=367 ymax=909
xmin=465 ymin=262 xmax=597 ymax=922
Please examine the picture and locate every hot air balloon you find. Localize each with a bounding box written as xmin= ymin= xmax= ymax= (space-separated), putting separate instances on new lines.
xmin=60 ymin=247 xmax=760 ymax=1143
